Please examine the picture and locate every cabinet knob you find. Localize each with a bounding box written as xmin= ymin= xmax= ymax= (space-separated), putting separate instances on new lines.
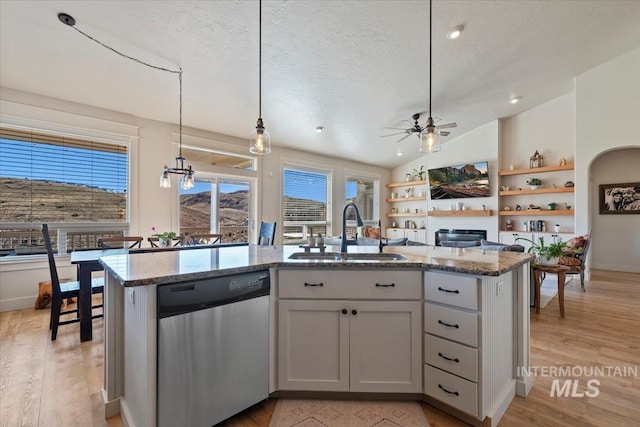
xmin=341 ymin=309 xmax=347 ymax=315
xmin=351 ymin=309 xmax=358 ymax=315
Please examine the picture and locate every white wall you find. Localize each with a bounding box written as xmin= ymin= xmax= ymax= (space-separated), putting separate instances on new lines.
xmin=589 ymin=149 xmax=640 ymax=272
xmin=392 ymin=121 xmax=499 ymax=244
xmin=575 ymin=47 xmax=640 ymax=272
xmin=501 ymin=92 xmax=575 ymax=234
xmin=0 ymin=87 xmax=389 ymax=311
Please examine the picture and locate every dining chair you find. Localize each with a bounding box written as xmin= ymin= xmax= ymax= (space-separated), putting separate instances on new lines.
xmin=187 ymin=233 xmax=223 ymax=246
xmin=98 ymin=236 xmax=143 ymax=249
xmin=257 ymin=222 xmax=277 ymax=245
xmin=148 ymin=236 xmax=183 ymax=247
xmin=561 ymin=235 xmax=591 ymax=291
xmin=42 ymin=224 xmax=104 ymax=340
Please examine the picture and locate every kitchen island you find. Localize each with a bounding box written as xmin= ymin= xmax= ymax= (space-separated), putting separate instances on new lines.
xmin=99 ymin=244 xmax=534 ymax=427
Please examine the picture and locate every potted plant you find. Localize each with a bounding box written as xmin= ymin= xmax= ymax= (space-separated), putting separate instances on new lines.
xmin=515 ymin=236 xmax=567 ymax=265
xmin=547 ymin=202 xmax=558 ymax=210
xmin=404 ymin=188 xmax=412 ymax=198
xmin=526 ymin=177 xmax=542 ymax=190
xmin=413 ymin=165 xmax=426 ymax=181
xmin=151 ymin=227 xmax=177 ymax=247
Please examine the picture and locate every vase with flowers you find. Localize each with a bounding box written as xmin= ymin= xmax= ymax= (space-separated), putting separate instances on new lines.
xmin=151 ymin=226 xmax=177 ymax=247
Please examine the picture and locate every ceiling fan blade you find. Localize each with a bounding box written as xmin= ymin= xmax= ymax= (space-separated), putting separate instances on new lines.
xmin=436 ymin=122 xmax=457 ymax=129
xmin=401 ymin=120 xmax=414 ymax=126
xmin=438 ymin=131 xmax=450 ymax=136
xmin=382 ymin=127 xmax=409 ymax=131
xmin=381 ymin=132 xmax=408 ymax=138
xmin=396 ymin=133 xmax=412 ymax=143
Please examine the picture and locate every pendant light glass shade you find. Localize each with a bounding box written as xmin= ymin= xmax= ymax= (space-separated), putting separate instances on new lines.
xmin=420 ymin=129 xmax=441 ymax=153
xmin=250 ymin=118 xmax=271 ymax=155
xmin=180 ymin=171 xmax=195 ymax=190
xmin=160 ymin=169 xmax=171 ymax=188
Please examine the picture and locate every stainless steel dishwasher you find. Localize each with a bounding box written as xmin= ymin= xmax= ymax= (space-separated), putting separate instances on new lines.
xmin=157 ymin=270 xmax=270 ymax=427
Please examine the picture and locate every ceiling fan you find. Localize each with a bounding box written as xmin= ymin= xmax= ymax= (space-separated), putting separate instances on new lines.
xmin=381 ymin=112 xmax=456 ymax=143
xmin=382 ymin=0 xmax=457 ymax=152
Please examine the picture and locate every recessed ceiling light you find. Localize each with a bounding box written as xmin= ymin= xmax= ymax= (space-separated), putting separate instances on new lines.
xmin=446 ymin=25 xmax=463 ymax=40
xmin=510 ymin=96 xmax=522 ymax=104
xmin=314 ymin=126 xmax=325 ymax=133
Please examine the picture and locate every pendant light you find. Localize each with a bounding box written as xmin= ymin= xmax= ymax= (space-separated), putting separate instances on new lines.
xmin=249 ymin=0 xmax=271 ymax=155
xmin=420 ymin=0 xmax=442 ymax=154
xmin=57 ymin=12 xmax=195 ymax=189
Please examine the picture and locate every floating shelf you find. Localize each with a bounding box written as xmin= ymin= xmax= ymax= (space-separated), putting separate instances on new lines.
xmin=499 ymin=230 xmax=574 ymax=234
xmin=386 ymin=213 xmax=427 ymax=218
xmin=498 ymin=164 xmax=574 ymax=176
xmin=499 ymin=187 xmax=574 ymax=196
xmin=427 ymin=210 xmax=493 ymax=217
xmin=386 ymin=196 xmax=427 ymax=202
xmin=498 ymin=210 xmax=575 ymax=216
xmin=387 ymin=180 xmax=427 ymax=188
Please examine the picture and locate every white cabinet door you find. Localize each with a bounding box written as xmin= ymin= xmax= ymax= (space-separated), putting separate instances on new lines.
xmin=406 ymin=229 xmax=427 ymax=244
xmin=500 ymin=232 xmax=533 ymax=251
xmin=349 ymin=301 xmax=422 ymax=393
xmin=385 ymin=228 xmax=405 ymax=240
xmin=278 ymin=300 xmax=349 ymax=391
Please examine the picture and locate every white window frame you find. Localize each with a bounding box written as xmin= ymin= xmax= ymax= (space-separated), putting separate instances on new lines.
xmin=344 ymin=169 xmax=380 ymax=227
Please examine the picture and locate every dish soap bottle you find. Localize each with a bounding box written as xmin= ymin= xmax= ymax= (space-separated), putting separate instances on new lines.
xmin=317 ymin=233 xmax=324 ymax=247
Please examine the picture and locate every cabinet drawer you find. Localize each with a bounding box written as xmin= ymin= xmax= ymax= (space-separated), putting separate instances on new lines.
xmin=424 ymin=365 xmax=478 ymax=417
xmin=425 ymin=334 xmax=478 ymax=382
xmin=278 ymin=270 xmax=421 ymax=300
xmin=424 ymin=271 xmax=478 ymax=310
xmin=424 ymin=303 xmax=478 ymax=347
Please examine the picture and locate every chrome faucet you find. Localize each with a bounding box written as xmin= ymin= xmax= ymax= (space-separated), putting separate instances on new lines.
xmin=341 ymin=202 xmax=363 ymax=253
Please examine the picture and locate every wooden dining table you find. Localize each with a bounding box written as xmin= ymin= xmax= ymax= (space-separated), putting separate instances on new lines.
xmin=70 ymin=243 xmax=248 ymax=341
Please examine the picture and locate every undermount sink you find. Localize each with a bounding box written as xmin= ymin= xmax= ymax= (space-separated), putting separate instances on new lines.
xmin=288 ymin=252 xmax=408 ymax=261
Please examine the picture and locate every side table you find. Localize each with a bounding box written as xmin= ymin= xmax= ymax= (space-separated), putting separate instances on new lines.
xmin=533 ymin=264 xmax=571 ymax=318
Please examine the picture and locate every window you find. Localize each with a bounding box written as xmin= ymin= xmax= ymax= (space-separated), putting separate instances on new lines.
xmin=282 ymin=166 xmax=331 ymax=244
xmin=0 ymin=127 xmax=129 ymax=256
xmin=345 ymin=174 xmax=379 ymax=236
xmin=179 ymin=176 xmax=252 ymax=243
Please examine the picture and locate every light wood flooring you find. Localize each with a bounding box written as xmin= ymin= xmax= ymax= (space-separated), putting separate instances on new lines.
xmin=1 ymin=270 xmax=638 ymax=426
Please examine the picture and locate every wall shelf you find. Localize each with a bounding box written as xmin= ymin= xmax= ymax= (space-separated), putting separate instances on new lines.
xmin=386 ymin=180 xmax=427 ymax=188
xmin=428 ymin=210 xmax=493 ymax=217
xmin=498 ymin=164 xmax=574 ymax=176
xmin=499 ymin=187 xmax=574 ymax=196
xmin=386 ymin=213 xmax=427 ymax=218
xmin=498 ymin=210 xmax=574 ymax=216
xmin=499 ymin=230 xmax=574 ymax=235
xmin=386 ymin=196 xmax=426 ymax=202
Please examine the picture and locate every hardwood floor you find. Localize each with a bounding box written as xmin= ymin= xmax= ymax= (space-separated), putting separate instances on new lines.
xmin=1 ymin=270 xmax=638 ymax=426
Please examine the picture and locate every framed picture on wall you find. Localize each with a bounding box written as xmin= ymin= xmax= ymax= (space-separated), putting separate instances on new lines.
xmin=599 ymin=182 xmax=640 ymax=214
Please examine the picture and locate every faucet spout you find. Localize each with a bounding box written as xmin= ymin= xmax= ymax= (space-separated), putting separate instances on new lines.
xmin=341 ymin=202 xmax=363 ymax=253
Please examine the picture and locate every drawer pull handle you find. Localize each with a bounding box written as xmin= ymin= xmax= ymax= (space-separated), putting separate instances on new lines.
xmin=341 ymin=309 xmax=348 ymax=315
xmin=438 ymin=352 xmax=460 ymax=363
xmin=304 ymin=282 xmax=324 ymax=287
xmin=438 ymin=384 xmax=460 ymax=396
xmin=438 ymin=320 xmax=460 ymax=329
xmin=438 ymin=286 xmax=459 ymax=294
xmin=375 ymin=283 xmax=395 ymax=287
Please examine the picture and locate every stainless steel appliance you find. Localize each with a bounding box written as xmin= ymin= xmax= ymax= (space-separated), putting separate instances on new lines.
xmin=157 ymin=270 xmax=270 ymax=427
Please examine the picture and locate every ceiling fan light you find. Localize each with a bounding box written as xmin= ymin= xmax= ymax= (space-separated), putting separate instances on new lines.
xmin=250 ymin=120 xmax=271 ymax=155
xmin=420 ymin=130 xmax=441 ymax=153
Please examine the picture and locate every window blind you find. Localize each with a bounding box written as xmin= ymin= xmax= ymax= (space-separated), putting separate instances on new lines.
xmin=0 ymin=127 xmax=128 ymax=223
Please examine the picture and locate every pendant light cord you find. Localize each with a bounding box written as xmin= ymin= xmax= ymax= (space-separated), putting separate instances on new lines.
xmin=259 ymin=0 xmax=262 ymax=119
xmin=67 ymin=23 xmax=184 ymax=156
xmin=429 ymin=0 xmax=432 ymax=118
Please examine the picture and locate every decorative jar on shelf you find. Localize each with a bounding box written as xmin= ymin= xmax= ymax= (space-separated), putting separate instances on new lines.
xmin=404 ymin=173 xmax=412 ymax=182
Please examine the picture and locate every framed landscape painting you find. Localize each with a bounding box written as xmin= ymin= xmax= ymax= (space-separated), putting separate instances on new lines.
xmin=599 ymin=182 xmax=640 ymax=214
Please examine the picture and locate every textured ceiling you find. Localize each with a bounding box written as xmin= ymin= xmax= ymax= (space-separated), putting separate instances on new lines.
xmin=1 ymin=1 xmax=640 ymax=168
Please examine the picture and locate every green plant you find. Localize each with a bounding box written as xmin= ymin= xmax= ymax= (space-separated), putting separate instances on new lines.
xmin=515 ymin=236 xmax=567 ymax=261
xmin=526 ymin=177 xmax=542 ymax=186
xmin=151 ymin=227 xmax=177 ymax=242
xmin=547 ymin=202 xmax=558 ymax=210
xmin=413 ymin=165 xmax=426 ymax=180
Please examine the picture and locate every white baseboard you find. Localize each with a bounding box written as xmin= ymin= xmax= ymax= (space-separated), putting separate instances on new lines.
xmin=0 ymin=296 xmax=36 ymax=312
xmin=487 ymin=382 xmax=516 ymax=427
xmin=101 ymin=388 xmax=121 ymax=420
xmin=591 ymin=263 xmax=639 ymax=273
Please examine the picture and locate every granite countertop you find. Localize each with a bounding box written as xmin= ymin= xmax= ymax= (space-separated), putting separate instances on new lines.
xmin=99 ymin=244 xmax=534 ymax=287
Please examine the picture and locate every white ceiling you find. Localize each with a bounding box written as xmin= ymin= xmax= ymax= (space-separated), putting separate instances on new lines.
xmin=1 ymin=1 xmax=640 ymax=168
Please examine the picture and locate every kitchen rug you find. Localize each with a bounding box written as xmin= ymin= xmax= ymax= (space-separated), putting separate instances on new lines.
xmin=269 ymin=399 xmax=430 ymax=427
